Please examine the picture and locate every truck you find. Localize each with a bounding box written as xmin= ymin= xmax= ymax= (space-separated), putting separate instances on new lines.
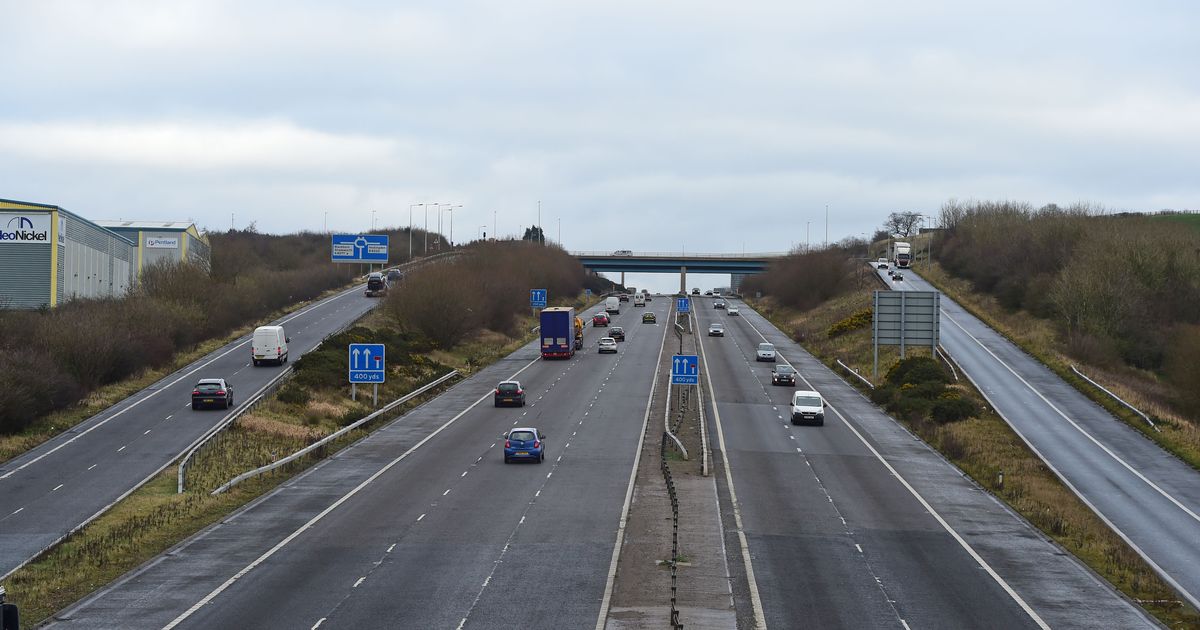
xmin=891 ymin=241 xmax=913 ymax=269
xmin=540 ymin=307 xmax=577 ymax=359
xmin=365 ymin=272 xmax=389 ymax=297
xmin=574 ymin=316 xmax=585 ymax=350
xmin=606 ymin=296 xmax=620 ymax=314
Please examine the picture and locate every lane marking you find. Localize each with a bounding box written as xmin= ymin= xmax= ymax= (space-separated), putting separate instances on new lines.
xmin=87 ymin=464 xmax=97 ymax=471
xmin=311 ymin=618 xmax=326 ymax=630
xmin=11 ymin=508 xmax=23 ymax=515
xmin=162 ymin=351 xmax=543 ymax=630
xmin=386 ymin=544 xmax=395 ymax=553
xmin=739 ymin=307 xmax=1050 ymax=629
xmin=417 ymin=514 xmax=425 ymax=522
xmin=353 ymin=577 xmax=365 ymax=588
xmin=52 ymin=484 xmax=63 ymax=491
xmin=117 ymin=446 xmax=126 ymax=452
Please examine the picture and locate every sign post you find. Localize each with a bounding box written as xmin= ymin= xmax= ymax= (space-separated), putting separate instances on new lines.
xmin=348 ymin=343 xmax=386 ymax=406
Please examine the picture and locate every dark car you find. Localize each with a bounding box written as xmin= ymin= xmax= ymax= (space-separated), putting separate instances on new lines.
xmin=494 ymin=380 xmax=525 ymax=407
xmin=893 ymin=273 xmax=904 ymax=282
xmin=609 ymin=326 xmax=625 ymax=341
xmin=771 ymin=364 xmax=797 ymax=386
xmin=365 ymin=272 xmax=388 ymax=297
xmin=592 ymin=313 xmax=610 ymax=327
xmin=503 ymin=428 xmax=546 ymax=463
xmin=704 ymin=290 xmax=713 ymax=296
xmin=642 ymin=312 xmax=657 ymax=324
xmin=386 ymin=269 xmax=403 ymax=283
xmin=714 ymin=300 xmax=726 ymax=309
xmin=192 ymin=378 xmax=233 ymax=410
xmin=692 ymin=288 xmax=700 ymax=295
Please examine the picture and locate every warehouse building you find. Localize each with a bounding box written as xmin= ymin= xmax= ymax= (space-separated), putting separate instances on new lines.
xmin=94 ymin=220 xmax=211 ymax=273
xmin=0 ymin=198 xmax=137 ymax=309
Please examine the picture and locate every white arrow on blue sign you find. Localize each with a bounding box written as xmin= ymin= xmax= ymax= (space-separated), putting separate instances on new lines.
xmin=349 ymin=343 xmax=386 ymax=383
xmin=671 ymin=354 xmax=699 ymax=385
xmin=676 ymin=297 xmax=691 ymax=313
xmin=530 ymin=288 xmax=548 ymax=308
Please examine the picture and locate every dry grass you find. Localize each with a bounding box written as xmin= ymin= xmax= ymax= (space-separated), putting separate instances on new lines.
xmin=749 ymin=289 xmax=1200 ymax=627
xmin=918 ymin=261 xmax=1200 ymax=471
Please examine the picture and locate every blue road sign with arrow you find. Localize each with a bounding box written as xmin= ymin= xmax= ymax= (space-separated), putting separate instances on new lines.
xmin=348 ymin=343 xmax=386 ymax=383
xmin=671 ymin=354 xmax=699 ymax=385
xmin=530 ymin=288 xmax=547 ymax=308
xmin=676 ymin=297 xmax=691 ymax=313
xmin=332 ymin=234 xmax=389 ymax=263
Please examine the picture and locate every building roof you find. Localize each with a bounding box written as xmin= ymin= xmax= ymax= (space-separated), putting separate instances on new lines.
xmin=0 ymin=198 xmax=135 ymax=246
xmin=93 ymin=220 xmax=198 ymax=231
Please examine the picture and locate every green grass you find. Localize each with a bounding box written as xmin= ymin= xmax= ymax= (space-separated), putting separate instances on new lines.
xmin=748 ymin=289 xmax=1200 ymax=628
xmin=1151 ymin=212 xmax=1200 ymax=230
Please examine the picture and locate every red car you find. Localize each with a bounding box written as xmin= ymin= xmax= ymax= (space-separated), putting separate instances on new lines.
xmin=592 ymin=313 xmax=610 ymax=327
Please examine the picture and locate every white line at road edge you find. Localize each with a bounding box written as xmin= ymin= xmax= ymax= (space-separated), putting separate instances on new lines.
xmin=695 ymin=308 xmax=769 ymax=629
xmin=937 ymin=306 xmax=1200 ymax=610
xmin=594 ymin=304 xmax=672 ymax=630
xmin=162 ymin=353 xmax=542 ymax=630
xmin=0 ymin=283 xmax=360 ymax=482
xmin=737 ymin=306 xmax=1050 ymax=630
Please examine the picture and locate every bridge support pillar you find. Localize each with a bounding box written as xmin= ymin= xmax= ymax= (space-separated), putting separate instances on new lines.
xmin=621 ymin=271 xmax=625 ymax=287
xmin=680 ymin=266 xmax=687 ymax=294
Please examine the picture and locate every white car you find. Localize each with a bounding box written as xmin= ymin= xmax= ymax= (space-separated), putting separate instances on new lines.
xmin=598 ymin=337 xmax=618 ymax=354
xmin=728 ymin=306 xmax=740 ymax=316
xmin=877 ymin=257 xmax=889 ymax=269
xmin=755 ymin=342 xmax=776 ymax=362
xmin=790 ymin=390 xmax=826 ymax=426
xmin=708 ymin=323 xmax=725 ymax=337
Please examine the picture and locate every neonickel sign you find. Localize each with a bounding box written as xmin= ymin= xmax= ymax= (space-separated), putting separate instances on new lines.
xmin=0 ymin=213 xmax=51 ymax=244
xmin=145 ymin=237 xmax=180 ymax=249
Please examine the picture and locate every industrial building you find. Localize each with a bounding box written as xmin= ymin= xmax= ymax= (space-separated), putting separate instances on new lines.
xmin=94 ymin=220 xmax=211 ymax=273
xmin=0 ymin=198 xmax=137 ymax=309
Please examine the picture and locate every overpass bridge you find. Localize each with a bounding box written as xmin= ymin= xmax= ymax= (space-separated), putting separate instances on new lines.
xmin=570 ymin=250 xmax=786 ymax=292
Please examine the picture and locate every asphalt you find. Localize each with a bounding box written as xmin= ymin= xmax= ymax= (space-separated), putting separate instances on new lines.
xmin=48 ymin=299 xmax=672 ymax=629
xmin=0 ymin=281 xmax=381 ymax=579
xmin=880 ymin=265 xmax=1200 ymax=610
xmin=692 ymin=294 xmax=1157 ymax=630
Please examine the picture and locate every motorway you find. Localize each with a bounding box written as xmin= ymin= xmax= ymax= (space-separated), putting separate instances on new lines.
xmin=50 ymin=299 xmax=672 ymax=629
xmin=691 ymin=295 xmax=1155 ymax=629
xmin=880 ymin=265 xmax=1200 ymax=610
xmin=0 ymin=281 xmax=382 ymax=579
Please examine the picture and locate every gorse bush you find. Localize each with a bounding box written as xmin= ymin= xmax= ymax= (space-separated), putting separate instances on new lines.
xmin=870 ymin=357 xmax=974 ymax=424
xmin=827 ymin=308 xmax=873 ymax=337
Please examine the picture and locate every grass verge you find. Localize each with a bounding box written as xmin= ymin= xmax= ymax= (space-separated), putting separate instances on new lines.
xmin=0 ymin=280 xmax=361 ymax=465
xmin=749 ymin=288 xmax=1200 ymax=628
xmin=7 ymin=292 xmax=603 ymax=625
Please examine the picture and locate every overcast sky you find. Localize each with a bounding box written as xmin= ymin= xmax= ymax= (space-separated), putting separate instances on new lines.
xmin=3 ymin=1 xmax=1197 ymax=289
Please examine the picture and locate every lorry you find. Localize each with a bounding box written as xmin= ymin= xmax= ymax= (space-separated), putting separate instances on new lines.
xmin=891 ymin=241 xmax=913 ymax=269
xmin=540 ymin=307 xmax=577 ymax=359
xmin=574 ymin=316 xmax=585 ymax=350
xmin=606 ymin=296 xmax=620 ymax=314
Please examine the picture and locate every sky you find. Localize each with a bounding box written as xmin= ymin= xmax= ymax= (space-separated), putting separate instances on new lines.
xmin=2 ymin=1 xmax=1197 ymax=292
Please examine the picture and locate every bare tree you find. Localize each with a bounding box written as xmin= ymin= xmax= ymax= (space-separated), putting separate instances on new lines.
xmin=884 ymin=212 xmax=924 ymax=238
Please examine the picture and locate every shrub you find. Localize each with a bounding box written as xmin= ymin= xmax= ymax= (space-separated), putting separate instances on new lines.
xmin=931 ymin=396 xmax=979 ymax=424
xmin=886 ymin=356 xmax=948 ymax=387
xmin=276 ymin=385 xmax=311 ymax=407
xmin=827 ymin=308 xmax=873 ymax=337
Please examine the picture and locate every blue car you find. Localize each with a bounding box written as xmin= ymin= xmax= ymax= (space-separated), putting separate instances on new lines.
xmin=503 ymin=427 xmax=546 ymax=464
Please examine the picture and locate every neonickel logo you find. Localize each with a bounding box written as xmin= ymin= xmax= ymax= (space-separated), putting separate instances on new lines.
xmin=0 ymin=216 xmax=49 ymax=242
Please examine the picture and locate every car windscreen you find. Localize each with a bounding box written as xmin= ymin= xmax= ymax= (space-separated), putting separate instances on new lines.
xmin=775 ymin=366 xmax=794 ymax=374
xmin=510 ymin=431 xmax=535 ymax=442
xmin=793 ymin=396 xmax=821 ymax=407
xmin=758 ymin=344 xmax=774 ymax=351
xmin=498 ymin=383 xmax=520 ymax=393
xmin=611 ymin=327 xmax=623 ymax=333
xmin=710 ymin=324 xmax=723 ymax=329
xmin=195 ymin=383 xmax=223 ymax=392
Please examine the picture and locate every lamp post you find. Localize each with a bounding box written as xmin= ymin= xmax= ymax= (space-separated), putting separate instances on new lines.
xmin=425 ymin=203 xmax=439 ymax=254
xmin=371 ymin=209 xmax=377 ymax=231
xmin=442 ymin=204 xmax=462 ymax=249
xmin=408 ymin=203 xmax=424 ymax=259
xmin=806 ymin=221 xmax=811 ymax=253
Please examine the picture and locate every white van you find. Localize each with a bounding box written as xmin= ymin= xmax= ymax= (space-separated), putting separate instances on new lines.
xmin=790 ymin=389 xmax=826 ymax=426
xmin=633 ymin=293 xmax=646 ymax=307
xmin=606 ymin=296 xmax=621 ymax=314
xmin=252 ymin=326 xmax=290 ymax=366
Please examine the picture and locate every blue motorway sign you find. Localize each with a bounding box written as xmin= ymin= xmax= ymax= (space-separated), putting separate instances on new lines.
xmin=671 ymin=354 xmax=699 ymax=385
xmin=348 ymin=343 xmax=386 ymax=383
xmin=332 ymin=234 xmax=389 ymax=263
xmin=585 ymin=288 xmax=592 ymax=298
xmin=676 ymin=297 xmax=691 ymax=313
xmin=530 ymin=288 xmax=548 ymax=308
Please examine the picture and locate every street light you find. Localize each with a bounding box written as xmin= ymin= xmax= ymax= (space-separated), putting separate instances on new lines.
xmin=425 ymin=203 xmax=439 ymax=254
xmin=442 ymin=204 xmax=462 ymax=249
xmin=408 ymin=203 xmax=424 ymax=259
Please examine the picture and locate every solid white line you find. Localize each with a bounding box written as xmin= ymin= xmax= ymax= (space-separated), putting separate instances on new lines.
xmin=161 ymin=353 xmax=542 ymax=630
xmin=594 ymin=302 xmax=671 ymax=630
xmin=311 ymin=618 xmax=326 ymax=630
xmin=942 ymin=309 xmax=1200 ymax=526
xmin=11 ymin=508 xmax=22 ymax=515
xmin=696 ymin=312 xmax=768 ymax=629
xmin=739 ymin=309 xmax=1050 ymax=629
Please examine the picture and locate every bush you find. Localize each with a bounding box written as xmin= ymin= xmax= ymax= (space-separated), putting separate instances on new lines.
xmin=276 ymin=385 xmax=311 ymax=407
xmin=828 ymin=308 xmax=873 ymax=337
xmin=886 ymin=356 xmax=948 ymax=387
xmin=931 ymin=396 xmax=979 ymax=424
xmin=741 ymin=240 xmax=865 ymax=312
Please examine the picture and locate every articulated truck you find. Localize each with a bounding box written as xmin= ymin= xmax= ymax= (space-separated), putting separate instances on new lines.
xmin=891 ymin=241 xmax=913 ymax=268
xmin=540 ymin=307 xmax=577 ymax=359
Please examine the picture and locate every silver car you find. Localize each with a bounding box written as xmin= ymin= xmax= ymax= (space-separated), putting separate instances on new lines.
xmin=708 ymin=323 xmax=725 ymax=337
xmin=598 ymin=337 xmax=618 ymax=354
xmin=728 ymin=306 xmax=740 ymax=316
xmin=755 ymin=342 xmax=776 ymax=362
